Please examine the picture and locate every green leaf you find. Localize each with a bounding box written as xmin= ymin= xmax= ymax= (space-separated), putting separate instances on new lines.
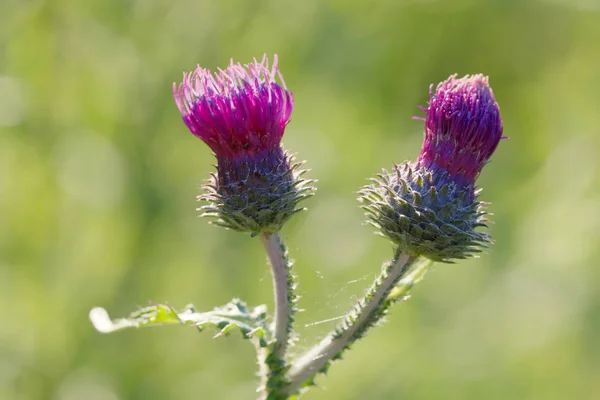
xmin=89 ymin=298 xmax=272 ymax=346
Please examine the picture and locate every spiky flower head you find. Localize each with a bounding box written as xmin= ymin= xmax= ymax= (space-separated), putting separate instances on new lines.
xmin=360 ymin=74 xmax=503 ymax=262
xmin=173 ymin=55 xmax=314 ymax=234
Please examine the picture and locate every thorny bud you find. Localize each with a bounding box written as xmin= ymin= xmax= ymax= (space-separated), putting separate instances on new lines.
xmin=360 ymin=74 xmax=504 ymax=262
xmin=174 ymin=55 xmax=314 ymax=234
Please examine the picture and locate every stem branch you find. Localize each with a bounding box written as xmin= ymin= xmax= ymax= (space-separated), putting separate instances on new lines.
xmin=282 ymin=251 xmax=425 ymax=397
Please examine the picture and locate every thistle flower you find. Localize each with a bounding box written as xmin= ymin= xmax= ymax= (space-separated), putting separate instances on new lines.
xmin=417 ymin=74 xmax=503 ymax=187
xmin=360 ymin=74 xmax=503 ymax=262
xmin=173 ymin=55 xmax=314 ymax=234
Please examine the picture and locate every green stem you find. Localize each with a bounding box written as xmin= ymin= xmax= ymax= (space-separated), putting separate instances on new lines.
xmin=259 ymin=232 xmax=296 ymax=398
xmin=281 ymin=252 xmax=430 ymax=397
xmin=261 ymin=232 xmax=295 ymax=359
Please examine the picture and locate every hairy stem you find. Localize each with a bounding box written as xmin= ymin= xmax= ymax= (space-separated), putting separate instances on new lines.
xmin=261 ymin=232 xmax=295 ymax=359
xmin=282 ymin=251 xmax=425 ymax=397
xmin=259 ymin=232 xmax=297 ymax=398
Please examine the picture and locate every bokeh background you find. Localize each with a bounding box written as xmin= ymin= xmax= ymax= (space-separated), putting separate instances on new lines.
xmin=2 ymin=0 xmax=600 ymax=399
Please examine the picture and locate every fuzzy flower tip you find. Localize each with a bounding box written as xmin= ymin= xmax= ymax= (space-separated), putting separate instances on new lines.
xmin=173 ymin=55 xmax=314 ymax=234
xmin=173 ymin=54 xmax=293 ymax=161
xmin=416 ymin=74 xmax=503 ymax=186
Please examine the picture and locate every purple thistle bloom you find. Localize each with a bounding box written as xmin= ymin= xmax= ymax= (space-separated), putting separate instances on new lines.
xmin=173 ymin=54 xmax=293 ymax=161
xmin=360 ymin=73 xmax=505 ymax=261
xmin=416 ymin=74 xmax=503 ymax=186
xmin=173 ymin=55 xmax=313 ymax=233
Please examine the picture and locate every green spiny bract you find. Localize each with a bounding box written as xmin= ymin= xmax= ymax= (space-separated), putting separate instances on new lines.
xmin=199 ymin=149 xmax=315 ymax=234
xmin=359 ymin=162 xmax=491 ymax=262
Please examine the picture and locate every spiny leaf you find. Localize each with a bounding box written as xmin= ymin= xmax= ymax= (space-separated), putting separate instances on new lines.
xmin=89 ymin=298 xmax=272 ymax=347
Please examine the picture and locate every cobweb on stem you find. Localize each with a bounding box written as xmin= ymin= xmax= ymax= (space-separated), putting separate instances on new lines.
xmin=291 ymin=269 xmax=376 ymax=353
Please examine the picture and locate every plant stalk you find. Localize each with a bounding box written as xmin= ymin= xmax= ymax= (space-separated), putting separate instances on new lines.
xmin=281 ymin=251 xmax=422 ymax=397
xmin=261 ymin=232 xmax=295 ymax=360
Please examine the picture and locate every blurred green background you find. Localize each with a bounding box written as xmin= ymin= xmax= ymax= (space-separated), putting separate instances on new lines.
xmin=2 ymin=0 xmax=600 ymax=399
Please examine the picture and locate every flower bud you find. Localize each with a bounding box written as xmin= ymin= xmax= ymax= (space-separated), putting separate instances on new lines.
xmin=174 ymin=55 xmax=314 ymax=234
xmin=360 ymin=74 xmax=503 ymax=262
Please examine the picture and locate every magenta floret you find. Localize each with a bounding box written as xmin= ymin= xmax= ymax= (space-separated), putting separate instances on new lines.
xmin=416 ymin=74 xmax=503 ymax=186
xmin=174 ymin=55 xmax=293 ymax=160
